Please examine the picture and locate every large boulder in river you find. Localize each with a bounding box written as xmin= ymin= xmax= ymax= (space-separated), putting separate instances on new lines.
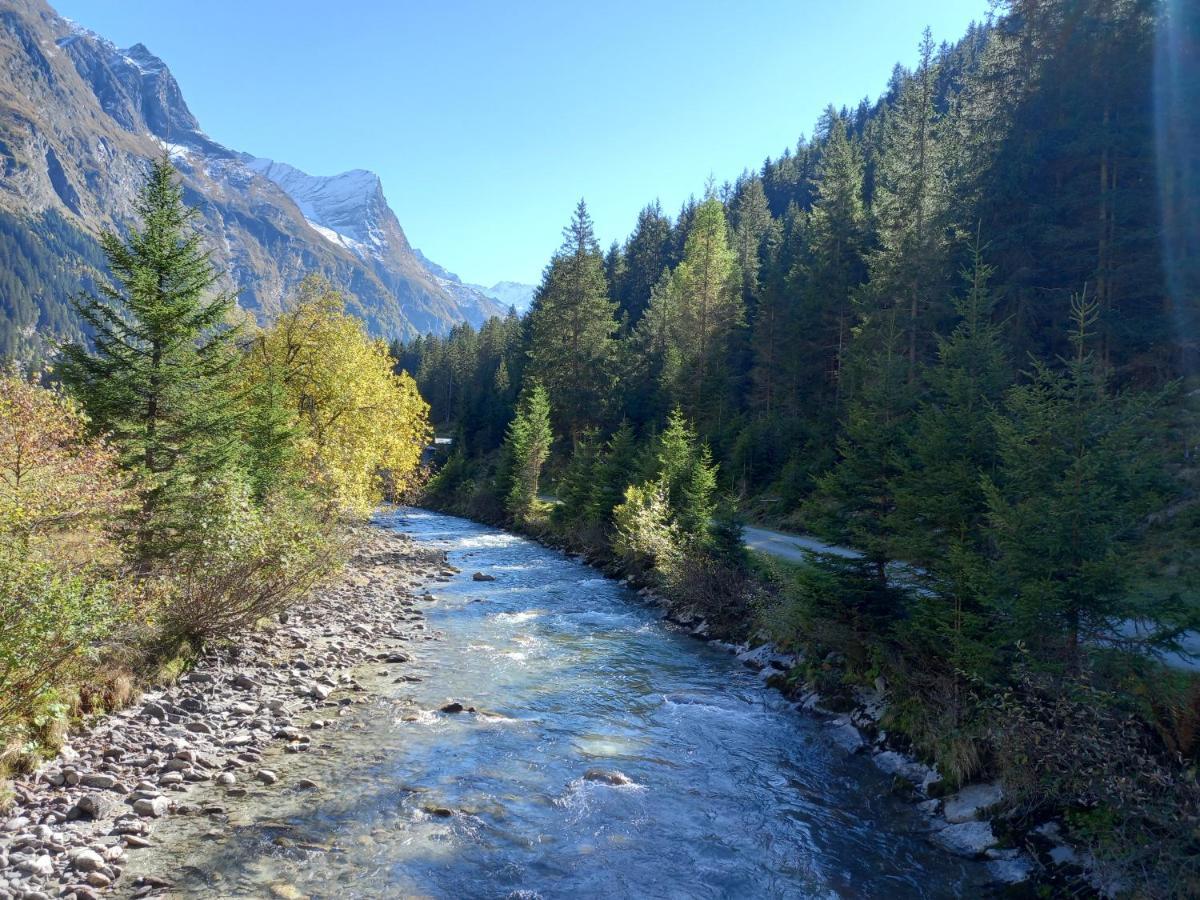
xmin=472 ymin=572 xmax=496 ymax=582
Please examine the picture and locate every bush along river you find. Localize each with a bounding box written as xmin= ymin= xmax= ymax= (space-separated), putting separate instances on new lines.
xmin=1 ymin=509 xmax=1009 ymax=899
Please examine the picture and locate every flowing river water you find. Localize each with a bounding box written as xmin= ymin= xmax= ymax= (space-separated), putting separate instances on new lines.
xmin=122 ymin=508 xmax=992 ymax=899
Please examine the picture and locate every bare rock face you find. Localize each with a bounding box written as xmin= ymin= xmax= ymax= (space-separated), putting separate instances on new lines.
xmin=0 ymin=0 xmax=507 ymax=360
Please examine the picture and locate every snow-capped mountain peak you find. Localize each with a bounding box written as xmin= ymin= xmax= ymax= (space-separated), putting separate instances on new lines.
xmin=246 ymin=157 xmax=389 ymax=256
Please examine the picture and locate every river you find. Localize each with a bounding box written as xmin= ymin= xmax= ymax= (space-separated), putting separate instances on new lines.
xmin=121 ymin=508 xmax=992 ymax=899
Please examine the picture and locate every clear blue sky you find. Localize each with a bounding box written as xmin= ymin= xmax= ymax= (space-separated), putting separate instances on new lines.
xmin=55 ymin=0 xmax=991 ymax=287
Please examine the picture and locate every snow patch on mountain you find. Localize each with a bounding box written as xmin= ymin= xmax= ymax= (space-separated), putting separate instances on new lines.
xmin=470 ymin=280 xmax=536 ymax=313
xmin=246 ymin=158 xmax=389 ymax=256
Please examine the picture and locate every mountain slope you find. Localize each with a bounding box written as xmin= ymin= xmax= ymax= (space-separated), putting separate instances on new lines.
xmin=471 ymin=280 xmax=536 ymax=314
xmin=0 ymin=0 xmax=503 ymax=361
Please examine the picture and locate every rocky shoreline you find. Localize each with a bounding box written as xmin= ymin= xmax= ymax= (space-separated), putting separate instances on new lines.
xmin=0 ymin=524 xmax=452 ymax=900
xmin=652 ymin=590 xmax=1105 ymax=893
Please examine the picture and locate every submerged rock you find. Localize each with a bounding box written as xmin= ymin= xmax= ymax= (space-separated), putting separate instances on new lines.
xmin=582 ymin=768 xmax=636 ymax=786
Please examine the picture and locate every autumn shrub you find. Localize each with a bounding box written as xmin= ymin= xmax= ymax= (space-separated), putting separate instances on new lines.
xmin=0 ymin=547 xmax=121 ymax=747
xmin=0 ymin=371 xmax=126 ymax=555
xmin=0 ymin=372 xmax=128 ymax=750
xmin=162 ymin=475 xmax=343 ymax=641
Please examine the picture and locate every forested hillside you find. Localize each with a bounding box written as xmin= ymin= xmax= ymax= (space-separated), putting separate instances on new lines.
xmin=406 ymin=0 xmax=1200 ymax=890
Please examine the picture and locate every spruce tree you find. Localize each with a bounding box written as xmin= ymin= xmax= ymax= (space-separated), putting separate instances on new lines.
xmin=869 ymin=28 xmax=951 ymax=381
xmin=890 ymin=239 xmax=1010 ymax=684
xmin=617 ymin=201 xmax=673 ymax=327
xmin=803 ymin=110 xmax=868 ymax=408
xmin=810 ymin=306 xmax=914 ymax=582
xmin=527 ymin=200 xmax=618 ymax=445
xmin=502 ymin=381 xmax=553 ymax=525
xmin=983 ymin=291 xmax=1173 ymax=671
xmin=588 ymin=421 xmax=639 ymax=526
xmin=553 ymin=432 xmax=599 ymax=526
xmin=58 ymin=157 xmax=241 ymax=564
xmin=678 ymin=442 xmax=718 ymax=541
xmin=655 ymin=407 xmax=697 ymax=511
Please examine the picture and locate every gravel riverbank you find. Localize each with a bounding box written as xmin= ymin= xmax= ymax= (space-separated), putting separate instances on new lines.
xmin=0 ymin=525 xmax=449 ymax=900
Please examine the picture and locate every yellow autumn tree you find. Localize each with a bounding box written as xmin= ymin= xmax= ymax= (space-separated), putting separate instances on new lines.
xmin=244 ymin=276 xmax=431 ymax=516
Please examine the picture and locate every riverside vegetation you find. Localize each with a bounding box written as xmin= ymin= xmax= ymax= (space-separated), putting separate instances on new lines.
xmin=0 ymin=158 xmax=431 ymax=812
xmin=406 ymin=1 xmax=1200 ymax=894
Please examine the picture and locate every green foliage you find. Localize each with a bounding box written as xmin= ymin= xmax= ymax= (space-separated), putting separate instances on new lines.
xmin=588 ymin=421 xmax=639 ymax=526
xmin=611 ymin=480 xmax=680 ymax=579
xmin=809 ymin=306 xmax=915 ymax=579
xmin=553 ymin=433 xmax=599 ymax=526
xmin=679 ymin=443 xmax=718 ymax=541
xmin=655 ymin=407 xmax=697 ymax=509
xmin=0 ymin=543 xmax=120 ymax=744
xmin=502 ymin=381 xmax=554 ymax=525
xmin=526 ymin=200 xmax=617 ymax=443
xmin=58 ymin=157 xmax=243 ymax=565
xmin=983 ymin=292 xmax=1176 ymax=669
xmin=165 ymin=474 xmax=340 ymax=641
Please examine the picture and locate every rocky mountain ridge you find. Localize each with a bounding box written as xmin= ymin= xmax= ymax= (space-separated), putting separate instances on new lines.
xmin=0 ymin=0 xmax=507 ymax=360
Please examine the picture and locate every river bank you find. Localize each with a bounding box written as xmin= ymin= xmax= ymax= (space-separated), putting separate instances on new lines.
xmin=0 ymin=525 xmax=448 ymax=900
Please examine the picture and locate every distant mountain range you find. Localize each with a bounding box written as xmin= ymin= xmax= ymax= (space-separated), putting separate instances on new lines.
xmin=0 ymin=0 xmax=533 ymax=360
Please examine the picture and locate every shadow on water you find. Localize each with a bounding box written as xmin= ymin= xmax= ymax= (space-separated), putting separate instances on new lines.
xmin=122 ymin=508 xmax=994 ymax=900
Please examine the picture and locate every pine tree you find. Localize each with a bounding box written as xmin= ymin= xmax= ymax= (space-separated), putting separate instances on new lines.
xmin=869 ymin=28 xmax=951 ymax=381
xmin=678 ymin=442 xmax=718 ymax=541
xmin=588 ymin=421 xmax=639 ymax=526
xmin=983 ymin=290 xmax=1171 ymax=671
xmin=527 ymin=200 xmax=618 ymax=445
xmin=502 ymin=381 xmax=553 ymax=525
xmin=890 ymin=239 xmax=1010 ymax=684
xmin=58 ymin=157 xmax=242 ymax=564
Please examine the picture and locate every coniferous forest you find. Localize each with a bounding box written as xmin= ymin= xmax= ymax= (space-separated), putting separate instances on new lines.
xmin=403 ymin=0 xmax=1199 ymax=889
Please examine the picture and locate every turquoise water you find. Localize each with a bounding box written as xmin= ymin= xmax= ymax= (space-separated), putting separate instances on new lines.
xmin=130 ymin=508 xmax=990 ymax=899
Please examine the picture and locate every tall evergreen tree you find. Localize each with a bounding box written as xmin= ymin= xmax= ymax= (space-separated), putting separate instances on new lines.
xmin=983 ymin=291 xmax=1174 ymax=670
xmin=803 ymin=110 xmax=869 ymax=407
xmin=502 ymin=381 xmax=554 ymax=525
xmin=869 ymin=28 xmax=952 ymax=381
xmin=527 ymin=200 xmax=618 ymax=445
xmin=58 ymin=157 xmax=242 ymax=564
xmin=617 ymin=201 xmax=673 ymax=327
xmin=653 ymin=199 xmax=742 ymax=423
xmin=810 ymin=307 xmax=915 ymax=581
xmin=890 ymin=240 xmax=1010 ymax=683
